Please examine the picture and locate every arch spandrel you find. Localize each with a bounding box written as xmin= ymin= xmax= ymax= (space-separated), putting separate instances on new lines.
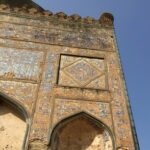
xmin=0 ymin=91 xmax=31 ymax=117
xmin=0 ymin=80 xmax=38 ymax=115
xmin=49 ymin=112 xmax=115 ymax=150
xmin=52 ymin=99 xmax=113 ymax=130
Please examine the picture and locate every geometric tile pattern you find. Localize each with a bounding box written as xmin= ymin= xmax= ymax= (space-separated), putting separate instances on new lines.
xmin=58 ymin=55 xmax=107 ymax=89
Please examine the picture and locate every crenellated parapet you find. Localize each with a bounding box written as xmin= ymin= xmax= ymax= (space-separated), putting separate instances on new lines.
xmin=0 ymin=3 xmax=114 ymax=27
xmin=0 ymin=1 xmax=139 ymax=150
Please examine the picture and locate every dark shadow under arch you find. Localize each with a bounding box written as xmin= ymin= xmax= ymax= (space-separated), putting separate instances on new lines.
xmin=0 ymin=91 xmax=30 ymax=150
xmin=49 ymin=112 xmax=115 ymax=150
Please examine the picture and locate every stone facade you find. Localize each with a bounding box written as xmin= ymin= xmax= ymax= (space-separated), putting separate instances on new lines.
xmin=0 ymin=2 xmax=139 ymax=150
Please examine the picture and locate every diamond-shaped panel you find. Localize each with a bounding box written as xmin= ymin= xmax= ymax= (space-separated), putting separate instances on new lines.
xmin=58 ymin=55 xmax=107 ymax=89
xmin=86 ymin=75 xmax=106 ymax=89
xmin=64 ymin=60 xmax=101 ymax=85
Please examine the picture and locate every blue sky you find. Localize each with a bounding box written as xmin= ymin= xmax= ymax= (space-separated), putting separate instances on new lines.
xmin=33 ymin=0 xmax=149 ymax=149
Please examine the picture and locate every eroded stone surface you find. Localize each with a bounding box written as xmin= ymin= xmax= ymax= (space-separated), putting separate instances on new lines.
xmin=0 ymin=5 xmax=138 ymax=150
xmin=0 ymin=101 xmax=26 ymax=150
xmin=0 ymin=47 xmax=44 ymax=82
xmin=50 ymin=114 xmax=113 ymax=150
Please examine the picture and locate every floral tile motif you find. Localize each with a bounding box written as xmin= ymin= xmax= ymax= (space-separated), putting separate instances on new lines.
xmin=53 ymin=99 xmax=112 ymax=129
xmin=58 ymin=55 xmax=107 ymax=89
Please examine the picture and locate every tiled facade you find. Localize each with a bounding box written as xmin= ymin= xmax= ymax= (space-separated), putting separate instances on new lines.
xmin=0 ymin=2 xmax=139 ymax=150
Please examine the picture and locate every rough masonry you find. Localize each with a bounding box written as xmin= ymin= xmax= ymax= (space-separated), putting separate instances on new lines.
xmin=0 ymin=1 xmax=139 ymax=150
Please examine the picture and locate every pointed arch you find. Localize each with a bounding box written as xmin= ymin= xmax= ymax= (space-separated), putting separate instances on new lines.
xmin=0 ymin=91 xmax=31 ymax=150
xmin=49 ymin=111 xmax=115 ymax=150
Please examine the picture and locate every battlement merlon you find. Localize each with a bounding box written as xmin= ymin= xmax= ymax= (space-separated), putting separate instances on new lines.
xmin=0 ymin=3 xmax=115 ymax=52
xmin=0 ymin=3 xmax=114 ymax=28
xmin=0 ymin=1 xmax=139 ymax=150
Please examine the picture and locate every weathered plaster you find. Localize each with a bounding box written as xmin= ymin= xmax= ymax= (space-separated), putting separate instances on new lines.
xmin=0 ymin=7 xmax=139 ymax=150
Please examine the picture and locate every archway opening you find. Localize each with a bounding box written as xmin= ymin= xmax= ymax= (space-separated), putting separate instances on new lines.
xmin=50 ymin=113 xmax=113 ymax=150
xmin=0 ymin=96 xmax=27 ymax=150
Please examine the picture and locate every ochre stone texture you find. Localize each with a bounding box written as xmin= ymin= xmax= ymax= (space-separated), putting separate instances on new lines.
xmin=0 ymin=101 xmax=26 ymax=150
xmin=50 ymin=114 xmax=113 ymax=150
xmin=0 ymin=3 xmax=139 ymax=150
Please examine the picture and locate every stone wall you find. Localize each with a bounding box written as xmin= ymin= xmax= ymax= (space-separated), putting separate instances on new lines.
xmin=0 ymin=8 xmax=138 ymax=150
xmin=0 ymin=101 xmax=26 ymax=149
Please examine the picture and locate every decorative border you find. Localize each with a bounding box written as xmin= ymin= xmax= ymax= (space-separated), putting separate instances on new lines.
xmin=113 ymin=30 xmax=140 ymax=149
xmin=56 ymin=53 xmax=109 ymax=91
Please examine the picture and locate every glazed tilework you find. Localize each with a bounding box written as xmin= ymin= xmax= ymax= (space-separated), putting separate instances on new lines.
xmin=58 ymin=55 xmax=107 ymax=89
xmin=0 ymin=47 xmax=44 ymax=82
xmin=52 ymin=99 xmax=112 ymax=129
xmin=0 ymin=80 xmax=38 ymax=114
xmin=107 ymin=53 xmax=135 ymax=148
xmin=0 ymin=12 xmax=138 ymax=150
xmin=30 ymin=52 xmax=59 ymax=142
xmin=0 ymin=22 xmax=114 ymax=51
